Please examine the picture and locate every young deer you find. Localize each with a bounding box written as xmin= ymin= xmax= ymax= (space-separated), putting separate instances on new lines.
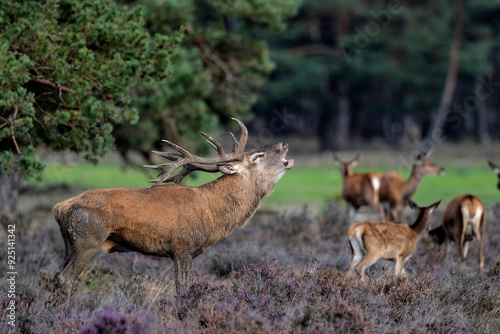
xmin=488 ymin=161 xmax=500 ymax=189
xmin=346 ymin=199 xmax=441 ymax=281
xmin=429 ymin=194 xmax=485 ymax=270
xmin=53 ymin=119 xmax=294 ymax=294
xmin=379 ymin=153 xmax=445 ymax=221
xmin=334 ymin=154 xmax=383 ymax=219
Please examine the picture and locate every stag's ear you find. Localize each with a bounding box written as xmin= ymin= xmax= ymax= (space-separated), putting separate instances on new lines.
xmin=250 ymin=152 xmax=266 ymax=163
xmin=218 ymin=162 xmax=241 ymax=174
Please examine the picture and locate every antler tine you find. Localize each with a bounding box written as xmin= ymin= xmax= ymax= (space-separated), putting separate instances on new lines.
xmin=144 ymin=163 xmax=183 ymax=188
xmin=144 ymin=118 xmax=249 ymax=188
xmin=201 ymin=132 xmax=224 ymax=155
xmin=162 ymin=139 xmax=194 ymax=159
xmin=229 ymin=132 xmax=238 ymax=152
xmin=151 ymin=150 xmax=183 ymax=161
xmin=148 ymin=164 xmax=220 ymax=185
xmin=231 ymin=117 xmax=248 ymax=154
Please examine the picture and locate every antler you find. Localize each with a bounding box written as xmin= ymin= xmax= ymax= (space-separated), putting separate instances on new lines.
xmin=144 ymin=118 xmax=248 ymax=188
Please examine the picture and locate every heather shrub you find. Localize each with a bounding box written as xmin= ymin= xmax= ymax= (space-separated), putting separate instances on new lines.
xmin=80 ymin=307 xmax=158 ymax=334
xmin=2 ymin=198 xmax=499 ymax=333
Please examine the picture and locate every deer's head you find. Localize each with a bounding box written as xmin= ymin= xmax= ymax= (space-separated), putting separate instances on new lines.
xmin=145 ymin=118 xmax=293 ymax=196
xmin=334 ymin=153 xmax=359 ymax=178
xmin=413 ymin=153 xmax=445 ymax=177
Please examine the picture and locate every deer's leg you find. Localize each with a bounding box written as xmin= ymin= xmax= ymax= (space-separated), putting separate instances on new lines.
xmin=356 ymin=253 xmax=380 ymax=282
xmin=394 ymin=256 xmax=405 ymax=276
xmin=387 ymin=203 xmax=399 ymax=222
xmin=462 ymin=241 xmax=470 ymax=264
xmin=66 ymin=242 xmax=102 ymax=291
xmin=345 ymin=239 xmax=364 ymax=278
xmin=58 ymin=257 xmax=76 ymax=286
xmin=479 ymin=214 xmax=485 ymax=271
xmin=53 ymin=236 xmax=73 ymax=285
xmin=174 ymin=252 xmax=193 ymax=295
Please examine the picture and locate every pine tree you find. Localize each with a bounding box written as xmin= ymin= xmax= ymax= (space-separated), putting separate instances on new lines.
xmin=0 ymin=0 xmax=180 ymax=224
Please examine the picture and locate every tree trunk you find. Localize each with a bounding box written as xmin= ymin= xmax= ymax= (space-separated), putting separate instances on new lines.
xmin=335 ymin=81 xmax=351 ymax=149
xmin=427 ymin=0 xmax=464 ymax=141
xmin=0 ymin=167 xmax=24 ymax=228
xmin=476 ymin=80 xmax=491 ymax=146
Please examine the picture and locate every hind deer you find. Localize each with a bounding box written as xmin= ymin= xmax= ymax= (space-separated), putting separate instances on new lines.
xmin=379 ymin=153 xmax=445 ymax=221
xmin=429 ymin=194 xmax=485 ymax=270
xmin=334 ymin=154 xmax=383 ymax=220
xmin=346 ymin=199 xmax=441 ymax=281
xmin=52 ymin=118 xmax=294 ymax=294
xmin=488 ymin=161 xmax=500 ymax=189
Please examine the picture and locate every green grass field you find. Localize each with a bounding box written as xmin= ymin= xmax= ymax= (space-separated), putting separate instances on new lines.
xmin=31 ymin=160 xmax=499 ymax=210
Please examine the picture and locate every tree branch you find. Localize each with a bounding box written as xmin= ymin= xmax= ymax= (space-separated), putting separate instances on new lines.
xmin=11 ymin=106 xmax=21 ymax=154
xmin=36 ymin=98 xmax=80 ymax=110
xmin=28 ymin=77 xmax=73 ymax=93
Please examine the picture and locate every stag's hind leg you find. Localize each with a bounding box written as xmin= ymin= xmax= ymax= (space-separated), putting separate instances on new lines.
xmin=59 ymin=232 xmax=108 ymax=291
xmin=53 ymin=233 xmax=74 ymax=284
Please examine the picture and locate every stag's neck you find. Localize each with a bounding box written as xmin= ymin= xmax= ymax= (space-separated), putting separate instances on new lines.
xmin=410 ymin=210 xmax=430 ymax=238
xmin=200 ymin=174 xmax=262 ymax=230
xmin=402 ymin=169 xmax=424 ymax=199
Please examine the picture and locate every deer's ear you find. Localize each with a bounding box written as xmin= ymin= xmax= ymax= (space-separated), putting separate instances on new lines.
xmin=333 ymin=153 xmax=342 ymax=164
xmin=250 ymin=152 xmax=265 ymax=163
xmin=428 ymin=200 xmax=442 ymax=214
xmin=489 ymin=161 xmax=500 ymax=174
xmin=218 ymin=162 xmax=241 ymax=174
xmin=408 ymin=199 xmax=418 ymax=210
xmin=350 ymin=154 xmax=359 ymax=167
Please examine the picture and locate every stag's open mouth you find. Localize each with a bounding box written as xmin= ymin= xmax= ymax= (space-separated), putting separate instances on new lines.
xmin=282 ymin=143 xmax=294 ymax=169
xmin=284 ymin=158 xmax=294 ymax=169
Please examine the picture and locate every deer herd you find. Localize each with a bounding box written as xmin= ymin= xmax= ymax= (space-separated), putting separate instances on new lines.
xmin=52 ymin=119 xmax=497 ymax=295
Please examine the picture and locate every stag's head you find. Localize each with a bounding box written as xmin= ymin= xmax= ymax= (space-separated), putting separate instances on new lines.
xmin=333 ymin=153 xmax=359 ymax=178
xmin=144 ymin=118 xmax=294 ymax=196
xmin=219 ymin=142 xmax=294 ymax=196
xmin=413 ymin=153 xmax=445 ymax=177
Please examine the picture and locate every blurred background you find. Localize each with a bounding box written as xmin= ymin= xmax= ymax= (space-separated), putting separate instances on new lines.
xmin=2 ymin=0 xmax=500 ymax=221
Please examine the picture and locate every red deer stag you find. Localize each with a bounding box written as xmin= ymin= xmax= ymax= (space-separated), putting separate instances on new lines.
xmin=488 ymin=161 xmax=500 ymax=189
xmin=334 ymin=154 xmax=383 ymax=220
xmin=379 ymin=153 xmax=445 ymax=221
xmin=52 ymin=118 xmax=294 ymax=294
xmin=346 ymin=199 xmax=441 ymax=281
xmin=429 ymin=194 xmax=485 ymax=270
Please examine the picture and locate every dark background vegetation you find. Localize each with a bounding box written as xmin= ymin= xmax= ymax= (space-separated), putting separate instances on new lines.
xmin=1 ymin=0 xmax=500 ymax=332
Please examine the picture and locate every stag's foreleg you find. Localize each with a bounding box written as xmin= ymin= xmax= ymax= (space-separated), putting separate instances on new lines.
xmin=174 ymin=252 xmax=193 ymax=295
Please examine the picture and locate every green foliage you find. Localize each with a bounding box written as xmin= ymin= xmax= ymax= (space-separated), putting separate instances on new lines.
xmin=0 ymin=0 xmax=180 ymax=180
xmin=113 ymin=0 xmax=301 ymax=156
